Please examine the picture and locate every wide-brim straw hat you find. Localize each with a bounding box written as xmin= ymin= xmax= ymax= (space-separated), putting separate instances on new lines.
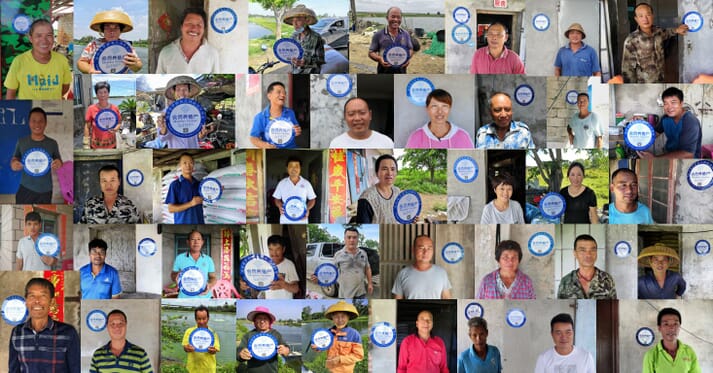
xmin=90 ymin=10 xmax=134 ymax=33
xmin=247 ymin=306 xmax=276 ymax=323
xmin=164 ymin=76 xmax=201 ymax=99
xmin=325 ymin=300 xmax=359 ymax=320
xmin=564 ymin=23 xmax=586 ymax=39
xmin=283 ymin=5 xmax=317 ymax=26
xmin=637 ymin=243 xmax=680 ymax=267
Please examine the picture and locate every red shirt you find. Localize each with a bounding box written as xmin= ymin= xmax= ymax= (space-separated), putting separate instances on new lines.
xmin=85 ymin=104 xmax=120 ymax=149
xmin=469 ymin=46 xmax=525 ymax=74
xmin=397 ymin=334 xmax=449 ymax=373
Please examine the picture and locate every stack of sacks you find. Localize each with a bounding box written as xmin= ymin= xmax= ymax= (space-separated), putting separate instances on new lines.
xmin=160 ymin=162 xmax=209 ymax=224
xmin=203 ymin=164 xmax=247 ymax=224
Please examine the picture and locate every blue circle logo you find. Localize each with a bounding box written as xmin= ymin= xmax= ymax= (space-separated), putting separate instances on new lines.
xmin=211 ymin=7 xmax=238 ymax=34
xmin=514 ymin=84 xmax=535 ymax=106
xmin=528 ymin=232 xmax=554 ymax=256
xmin=86 ymin=309 xmax=108 ymax=332
xmin=370 ymin=322 xmax=396 ymax=347
xmin=532 ymin=13 xmax=550 ymax=31
xmin=452 ymin=24 xmax=472 ymax=44
xmin=406 ymin=77 xmax=435 ymax=107
xmin=273 ymin=38 xmax=304 ymax=64
xmin=687 ymin=160 xmax=713 ymax=191
xmin=93 ymin=40 xmax=133 ymax=74
xmin=326 ymin=74 xmax=353 ymax=97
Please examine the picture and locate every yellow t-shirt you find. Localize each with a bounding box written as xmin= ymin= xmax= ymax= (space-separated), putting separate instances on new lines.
xmin=3 ymin=50 xmax=72 ymax=99
xmin=182 ymin=326 xmax=221 ymax=373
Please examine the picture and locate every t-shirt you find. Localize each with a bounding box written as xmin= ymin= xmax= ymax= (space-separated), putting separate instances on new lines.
xmin=173 ymin=252 xmax=215 ymax=298
xmin=85 ymin=104 xmax=120 ymax=149
xmin=654 ymin=111 xmax=702 ymax=158
xmin=534 ymin=346 xmax=596 ymax=373
xmin=405 ymin=123 xmax=474 ymax=149
xmin=16 ymin=235 xmax=58 ymax=270
xmin=237 ymin=328 xmax=287 ymax=373
xmin=480 ymin=200 xmax=525 ymax=224
xmin=329 ymin=130 xmax=394 ymax=148
xmin=4 ymin=50 xmax=72 ymax=99
xmin=264 ymin=258 xmax=299 ymax=299
xmin=391 ymin=265 xmax=451 ymax=299
xmin=250 ymin=105 xmax=300 ymax=149
xmin=608 ymin=202 xmax=654 ymax=224
xmin=182 ymin=326 xmax=220 ymax=373
xmin=272 ymin=176 xmax=317 ymax=224
xmin=568 ymin=112 xmax=601 ymax=149
xmin=560 ymin=186 xmax=597 ymax=224
xmin=13 ymin=136 xmax=62 ymax=193
xmin=457 ymin=345 xmax=503 ymax=373
xmin=79 ymin=263 xmax=122 ymax=299
xmin=155 ymin=38 xmax=221 ymax=74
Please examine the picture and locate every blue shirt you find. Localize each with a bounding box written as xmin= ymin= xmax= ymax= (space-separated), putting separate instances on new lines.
xmin=173 ymin=252 xmax=215 ymax=298
xmin=608 ymin=202 xmax=654 ymax=224
xmin=80 ymin=263 xmax=122 ymax=299
xmin=475 ymin=121 xmax=535 ymax=149
xmin=9 ymin=317 xmax=80 ymax=373
xmin=457 ymin=345 xmax=502 ymax=373
xmin=165 ymin=175 xmax=205 ymax=224
xmin=554 ymin=42 xmax=600 ymax=76
xmin=655 ymin=111 xmax=701 ymax=158
xmin=250 ymin=104 xmax=299 ymax=148
xmin=638 ymin=270 xmax=686 ymax=299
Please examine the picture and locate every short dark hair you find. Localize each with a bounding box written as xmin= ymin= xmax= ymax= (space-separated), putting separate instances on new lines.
xmin=94 ymin=81 xmax=111 ymax=94
xmin=107 ymin=309 xmax=127 ymax=323
xmin=374 ymin=154 xmax=397 ymax=175
xmin=550 ymin=313 xmax=574 ymax=332
xmin=412 ymin=234 xmax=432 ymax=249
xmin=98 ymin=164 xmax=120 ymax=179
xmin=495 ymin=240 xmax=522 ymax=262
xmin=194 ymin=305 xmax=210 ymax=320
xmin=188 ymin=230 xmax=203 ymax=241
xmin=267 ymin=81 xmax=285 ymax=94
xmin=29 ymin=19 xmax=52 ymax=36
xmin=490 ymin=173 xmax=515 ymax=190
xmin=488 ymin=22 xmax=509 ymax=34
xmin=178 ymin=152 xmax=194 ymax=163
xmin=567 ymin=162 xmax=585 ymax=178
xmin=343 ymin=97 xmax=369 ymax=115
xmin=29 ymin=107 xmax=47 ymax=122
xmin=573 ymin=234 xmax=597 ymax=249
xmin=286 ymin=156 xmax=302 ymax=167
xmin=181 ymin=7 xmax=207 ymax=28
xmin=25 ymin=277 xmax=55 ymax=298
xmin=25 ymin=211 xmax=42 ymax=224
xmin=634 ymin=3 xmax=654 ymax=15
xmin=577 ymin=93 xmax=589 ymax=101
xmin=426 ymin=89 xmax=452 ymax=107
xmin=661 ymin=87 xmax=683 ymax=103
xmin=89 ymin=238 xmax=108 ymax=252
xmin=267 ymin=234 xmax=284 ymax=247
xmin=468 ymin=316 xmax=488 ymax=331
xmin=657 ymin=307 xmax=681 ymax=326
xmin=611 ymin=168 xmax=637 ymax=183
xmin=344 ymin=226 xmax=359 ymax=235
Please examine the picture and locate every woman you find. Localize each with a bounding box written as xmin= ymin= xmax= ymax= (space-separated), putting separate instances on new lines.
xmin=283 ymin=5 xmax=325 ymax=74
xmin=249 ymin=81 xmax=302 ymax=149
xmin=637 ymin=244 xmax=686 ymax=299
xmin=77 ymin=10 xmax=142 ymax=73
xmin=480 ymin=173 xmax=524 ymax=224
xmin=157 ymin=75 xmax=207 ymax=149
xmin=84 ymin=81 xmax=121 ymax=149
xmin=560 ymin=162 xmax=599 ymax=223
xmin=477 ymin=240 xmax=535 ymax=299
xmin=319 ymin=301 xmax=363 ymax=372
xmin=405 ymin=89 xmax=474 ymax=148
xmin=355 ymin=154 xmax=400 ymax=223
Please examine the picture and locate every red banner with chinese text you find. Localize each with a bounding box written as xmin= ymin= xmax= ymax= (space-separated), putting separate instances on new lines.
xmin=246 ymin=150 xmax=259 ymax=220
xmin=221 ymin=229 xmax=233 ymax=281
xmin=44 ymin=271 xmax=64 ymax=322
xmin=329 ymin=149 xmax=347 ymax=223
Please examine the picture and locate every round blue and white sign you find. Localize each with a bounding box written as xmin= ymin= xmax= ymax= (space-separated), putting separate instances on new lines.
xmin=682 ymin=11 xmax=703 ymax=32
xmin=383 ymin=45 xmax=410 ymax=68
xmin=266 ymin=119 xmax=295 ymax=148
xmin=137 ymin=238 xmax=157 ymax=257
xmin=95 ymin=109 xmax=119 ymax=131
xmin=210 ymin=7 xmax=238 ymax=34
xmin=566 ymin=90 xmax=579 ymax=105
xmin=326 ymin=74 xmax=353 ymax=97
xmin=452 ymin=24 xmax=472 ymax=44
xmin=86 ymin=309 xmax=107 ymax=332
xmin=506 ymin=308 xmax=527 ymax=328
xmin=528 ymin=232 xmax=554 ymax=256
xmin=532 ymin=13 xmax=550 ymax=31
xmin=248 ymin=332 xmax=278 ymax=360
xmin=406 ymin=77 xmax=435 ymax=107
xmin=283 ymin=196 xmax=307 ymax=221
xmin=166 ymin=98 xmax=206 ymax=138
xmin=314 ymin=263 xmax=338 ymax=287
xmin=273 ymin=38 xmax=304 ymax=64
xmin=126 ymin=169 xmax=144 ymax=187
xmin=686 ymin=160 xmax=713 ymax=191
xmin=370 ymin=321 xmax=396 ymax=347
xmin=624 ymin=120 xmax=655 ymax=151
xmin=464 ymin=302 xmax=484 ymax=320
xmin=311 ymin=328 xmax=334 ymax=351
xmin=178 ymin=266 xmax=207 ymax=296
xmin=189 ymin=327 xmax=215 ymax=352
xmin=35 ymin=233 xmax=60 ymax=257
xmin=453 ymin=156 xmax=478 ymax=183
xmin=636 ymin=327 xmax=655 ymax=346
xmin=539 ymin=192 xmax=566 ymax=219
xmin=393 ymin=190 xmax=422 ymax=224
xmin=2 ymin=296 xmax=28 ymax=326
xmin=22 ymin=148 xmax=52 ymax=177
xmin=12 ymin=15 xmax=32 ymax=34
xmin=199 ymin=177 xmax=223 ymax=203
xmin=613 ymin=241 xmax=631 ymax=258
xmin=452 ymin=7 xmax=471 ymax=24
xmin=514 ymin=84 xmax=535 ymax=106
xmin=93 ymin=40 xmax=132 ymax=74
xmin=695 ymin=239 xmax=710 ymax=256
xmin=441 ymin=242 xmax=464 ymax=264
xmin=240 ymin=254 xmax=278 ymax=291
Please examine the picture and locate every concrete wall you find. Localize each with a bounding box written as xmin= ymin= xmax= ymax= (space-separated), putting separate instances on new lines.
xmin=135 ymin=224 xmax=163 ymax=295
xmin=546 ymin=77 xmax=590 ymax=148
xmin=161 ymin=225 xmax=231 ymax=288
xmin=309 ymin=74 xmax=357 ymax=148
xmin=674 ymin=159 xmax=713 ymax=224
xmin=74 ymin=225 xmax=137 ymax=294
xmin=370 ymin=299 xmax=397 ymax=373
xmin=123 ymin=149 xmax=154 ymax=223
xmin=604 ymin=224 xmax=638 ymax=300
xmin=0 ymin=205 xmax=26 ymax=271
xmin=520 ymin=0 xmax=559 ymax=76
xmin=679 ymin=1 xmax=713 ymax=83
xmin=434 ymin=224 xmax=476 ymax=298
xmin=235 ymin=74 xmax=263 ymax=148
xmin=206 ymin=0 xmax=249 ymax=74
xmin=447 ymin=150 xmax=487 ymax=224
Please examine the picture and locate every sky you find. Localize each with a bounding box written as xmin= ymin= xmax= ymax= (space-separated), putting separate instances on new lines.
xmin=318 ymin=224 xmax=379 ymax=243
xmin=249 ymin=0 xmax=349 ymax=17
xmin=236 ymin=299 xmax=359 ymax=320
xmin=355 ymin=0 xmax=444 ymax=14
xmin=525 ymin=149 xmax=594 ymax=167
xmin=89 ymin=75 xmax=136 ymax=98
xmin=136 ymin=74 xmax=201 ymax=92
xmin=74 ymin=0 xmax=148 ymax=39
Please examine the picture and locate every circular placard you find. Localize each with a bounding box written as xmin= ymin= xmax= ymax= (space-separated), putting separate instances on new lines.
xmin=464 ymin=302 xmax=484 ymax=320
xmin=199 ymin=177 xmax=223 ymax=203
xmin=695 ymin=239 xmax=711 ymax=256
xmin=311 ymin=328 xmax=334 ymax=351
xmin=93 ymin=40 xmax=132 ymax=74
xmin=393 ymin=190 xmax=422 ymax=224
xmin=22 ymin=148 xmax=52 ymax=177
xmin=370 ymin=321 xmax=396 ymax=347
xmin=178 ymin=266 xmax=207 ymax=296
xmin=126 ymin=169 xmax=144 ymax=187
xmin=166 ymin=98 xmax=206 ymax=138
xmin=189 ymin=327 xmax=215 ymax=352
xmin=137 ymin=238 xmax=157 ymax=257
xmin=95 ymin=109 xmax=119 ymax=131
xmin=326 ymin=74 xmax=353 ymax=97
xmin=86 ymin=309 xmax=107 ymax=332
xmin=506 ymin=308 xmax=527 ymax=328
xmin=539 ymin=192 xmax=566 ymax=219
xmin=611 ymin=241 xmax=630 ymax=258
xmin=441 ymin=242 xmax=464 ymax=264
xmin=452 ymin=24 xmax=472 ymax=44
xmin=624 ymin=120 xmax=655 ymax=151
xmin=314 ymin=263 xmax=339 ymax=286
xmin=2 ymin=296 xmax=28 ymax=326
xmin=248 ymin=332 xmax=278 ymax=360
xmin=528 ymin=232 xmax=554 ymax=257
xmin=383 ymin=45 xmax=410 ymax=68
xmin=240 ymin=254 xmax=279 ymax=291
xmin=682 ymin=11 xmax=703 ymax=32
xmin=452 ymin=7 xmax=471 ymax=24
xmin=273 ymin=38 xmax=304 ymax=64
xmin=514 ymin=84 xmax=535 ymax=106
xmin=532 ymin=13 xmax=550 ymax=31
xmin=566 ymin=90 xmax=579 ymax=105
xmin=453 ymin=156 xmax=479 ymax=183
xmin=35 ymin=233 xmax=60 ymax=257
xmin=266 ymin=119 xmax=295 ymax=148
xmin=686 ymin=160 xmax=713 ymax=191
xmin=12 ymin=15 xmax=32 ymax=34
xmin=210 ymin=7 xmax=238 ymax=34
xmin=406 ymin=77 xmax=435 ymax=107
xmin=636 ymin=327 xmax=655 ymax=346
xmin=283 ymin=196 xmax=307 ymax=221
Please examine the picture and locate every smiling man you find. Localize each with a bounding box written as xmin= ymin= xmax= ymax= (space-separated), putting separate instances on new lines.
xmin=636 ymin=87 xmax=701 ymax=159
xmin=156 ymin=8 xmax=220 ymax=73
xmin=392 ymin=235 xmax=452 ymax=299
xmin=558 ymin=234 xmax=617 ymax=299
xmin=90 ymin=310 xmax=153 ymax=373
xmin=272 ymin=157 xmax=317 ymax=224
xmin=470 ymin=22 xmax=525 ymax=75
xmin=15 ymin=211 xmax=59 ymax=271
xmin=535 ymin=313 xmax=595 ymax=373
xmin=643 ymin=308 xmax=701 ymax=373
xmin=329 ymin=97 xmax=394 ymax=148
xmin=182 ymin=306 xmax=220 ymax=373
xmin=475 ymin=92 xmax=534 ymax=149
xmin=608 ymin=168 xmax=654 ymax=224
xmin=80 ymin=238 xmax=122 ymax=299
xmin=368 ymin=7 xmax=414 ymax=74
xmin=166 ymin=153 xmax=204 ymax=224
xmin=554 ymin=23 xmax=600 ymax=77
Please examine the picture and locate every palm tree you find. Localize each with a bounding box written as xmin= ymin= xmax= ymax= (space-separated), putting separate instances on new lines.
xmin=118 ymin=98 xmax=136 ymax=131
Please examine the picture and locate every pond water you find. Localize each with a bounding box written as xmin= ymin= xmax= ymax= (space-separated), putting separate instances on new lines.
xmin=162 ymin=309 xmax=236 ymax=364
xmin=361 ymin=16 xmax=444 ymax=33
xmin=249 ymin=23 xmax=273 ymax=39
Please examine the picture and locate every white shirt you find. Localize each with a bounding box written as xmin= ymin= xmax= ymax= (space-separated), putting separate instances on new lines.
xmin=534 ymin=346 xmax=596 ymax=373
xmin=329 ymin=130 xmax=394 ymax=148
xmin=264 ymin=258 xmax=299 ymax=299
xmin=272 ymin=176 xmax=317 ymax=224
xmin=16 ymin=236 xmax=57 ymax=270
xmin=155 ymin=38 xmax=221 ymax=74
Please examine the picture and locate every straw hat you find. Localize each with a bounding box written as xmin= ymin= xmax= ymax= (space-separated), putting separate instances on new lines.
xmin=90 ymin=10 xmax=134 ymax=33
xmin=164 ymin=76 xmax=201 ymax=99
xmin=247 ymin=306 xmax=276 ymax=323
xmin=564 ymin=23 xmax=586 ymax=39
xmin=637 ymin=243 xmax=680 ymax=267
xmin=325 ymin=300 xmax=359 ymax=320
xmin=283 ymin=4 xmax=317 ymax=26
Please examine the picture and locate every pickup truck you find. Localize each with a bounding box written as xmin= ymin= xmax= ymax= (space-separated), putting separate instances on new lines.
xmin=306 ymin=242 xmax=379 ymax=297
xmin=311 ymin=17 xmax=349 ymax=49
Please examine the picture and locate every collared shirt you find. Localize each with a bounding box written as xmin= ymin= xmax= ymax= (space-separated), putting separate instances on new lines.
xmin=326 ymin=326 xmax=363 ymax=373
xmin=642 ymin=340 xmax=701 ymax=373
xmin=608 ymin=202 xmax=654 ymax=224
xmin=165 ymin=175 xmax=205 ymax=224
xmin=334 ymin=247 xmax=369 ymax=298
xmin=9 ymin=317 xmax=80 ymax=373
xmin=655 ymin=111 xmax=702 ymax=158
xmin=458 ymin=345 xmax=502 ymax=373
xmin=638 ymin=270 xmax=686 ymax=299
xmin=469 ymin=46 xmax=525 ymax=74
xmin=250 ymin=104 xmax=300 ymax=149
xmin=80 ymin=193 xmax=140 ymax=224
xmin=405 ymin=122 xmax=474 ymax=149
xmin=554 ymin=42 xmax=600 ymax=76
xmin=3 ymin=50 xmax=72 ymax=99
xmin=173 ymin=252 xmax=215 ymax=298
xmin=291 ymin=27 xmax=325 ymax=74
xmin=475 ymin=121 xmax=535 ymax=149
xmin=182 ymin=326 xmax=220 ymax=373
xmin=557 ymin=267 xmax=617 ymax=299
xmin=16 ymin=235 xmax=58 ymax=271
xmin=397 ymin=334 xmax=448 ymax=373
xmin=622 ymin=26 xmax=678 ymax=83
xmin=155 ymin=38 xmax=221 ymax=74
xmin=272 ymin=175 xmax=317 ymax=224
xmin=80 ymin=263 xmax=122 ymax=299
xmin=369 ymin=27 xmax=414 ymax=73
xmin=477 ymin=269 xmax=535 ymax=299
xmin=90 ymin=340 xmax=153 ymax=373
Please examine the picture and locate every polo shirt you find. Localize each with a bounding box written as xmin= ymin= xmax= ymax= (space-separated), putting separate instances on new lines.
xmin=17 ymin=235 xmax=58 ymax=271
xmin=369 ymin=28 xmax=413 ymax=73
xmin=250 ymin=105 xmax=299 ymax=149
xmin=173 ymin=252 xmax=215 ymax=298
xmin=469 ymin=46 xmax=525 ymax=74
xmin=475 ymin=121 xmax=535 ymax=149
xmin=655 ymin=111 xmax=702 ymax=158
xmin=554 ymin=42 xmax=600 ymax=76
xmin=642 ymin=340 xmax=701 ymax=373
xmin=272 ymin=175 xmax=316 ymax=224
xmin=165 ymin=175 xmax=205 ymax=224
xmin=397 ymin=334 xmax=448 ymax=373
xmin=90 ymin=341 xmax=153 ymax=373
xmin=80 ymin=263 xmax=122 ymax=299
xmin=182 ymin=326 xmax=220 ymax=372
xmin=9 ymin=317 xmax=80 ymax=373
xmin=457 ymin=345 xmax=502 ymax=373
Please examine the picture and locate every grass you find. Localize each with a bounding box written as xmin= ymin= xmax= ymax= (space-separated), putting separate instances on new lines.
xmin=529 ymin=165 xmax=610 ymax=205
xmin=248 ymin=16 xmax=295 ymax=56
xmin=395 ymin=168 xmax=447 ymax=195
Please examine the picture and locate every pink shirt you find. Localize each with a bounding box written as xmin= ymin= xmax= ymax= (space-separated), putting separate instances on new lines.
xmin=397 ymin=334 xmax=449 ymax=373
xmin=405 ymin=123 xmax=474 ymax=149
xmin=469 ymin=46 xmax=525 ymax=74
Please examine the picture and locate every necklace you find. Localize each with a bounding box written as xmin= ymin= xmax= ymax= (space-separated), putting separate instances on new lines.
xmin=577 ymin=269 xmax=594 ymax=282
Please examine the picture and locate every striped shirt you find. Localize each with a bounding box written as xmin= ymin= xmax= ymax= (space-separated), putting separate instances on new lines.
xmin=9 ymin=317 xmax=80 ymax=373
xmin=90 ymin=341 xmax=153 ymax=373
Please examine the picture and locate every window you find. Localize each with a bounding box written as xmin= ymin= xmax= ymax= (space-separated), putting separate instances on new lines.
xmin=174 ymin=233 xmax=211 ymax=257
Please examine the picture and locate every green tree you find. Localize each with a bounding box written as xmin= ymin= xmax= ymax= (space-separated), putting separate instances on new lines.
xmin=531 ymin=149 xmax=564 ymax=192
xmin=301 ymin=305 xmax=312 ymax=320
xmin=118 ymin=98 xmax=136 ymax=130
xmin=362 ymin=239 xmax=379 ymax=250
xmin=400 ymin=149 xmax=447 ymax=183
xmin=251 ymin=0 xmax=297 ymax=40
xmin=307 ymin=225 xmax=337 ymax=243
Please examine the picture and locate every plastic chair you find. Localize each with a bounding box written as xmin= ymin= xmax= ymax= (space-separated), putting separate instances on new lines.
xmin=212 ymin=279 xmax=240 ymax=299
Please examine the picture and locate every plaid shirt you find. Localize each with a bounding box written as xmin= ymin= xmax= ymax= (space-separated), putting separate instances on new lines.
xmin=9 ymin=317 xmax=80 ymax=373
xmin=477 ymin=269 xmax=536 ymax=299
xmin=475 ymin=121 xmax=535 ymax=149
